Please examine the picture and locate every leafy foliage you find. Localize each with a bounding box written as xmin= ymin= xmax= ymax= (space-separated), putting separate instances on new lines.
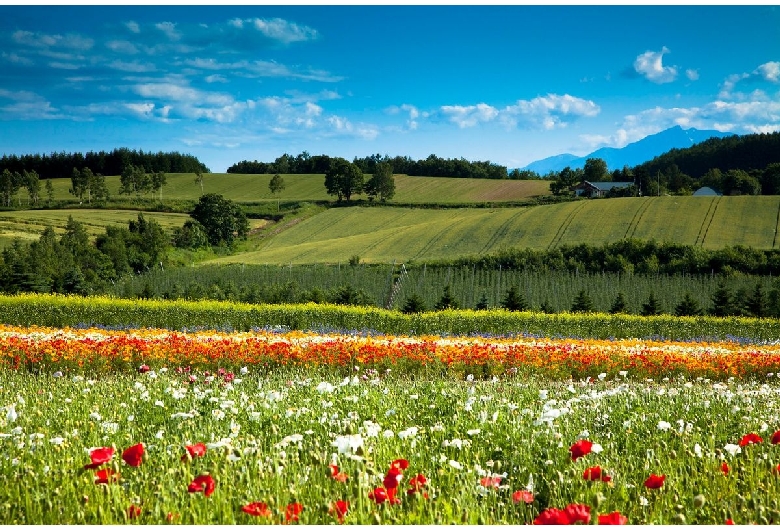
xmin=190 ymin=193 xmax=249 ymax=246
xmin=324 ymin=158 xmax=364 ymax=201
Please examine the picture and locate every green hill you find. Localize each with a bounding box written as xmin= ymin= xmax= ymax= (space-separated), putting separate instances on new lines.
xmin=41 ymin=173 xmax=551 ymax=204
xmin=208 ymin=196 xmax=780 ymax=265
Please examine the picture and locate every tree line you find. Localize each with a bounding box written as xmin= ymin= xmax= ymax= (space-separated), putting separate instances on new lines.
xmin=546 ymin=132 xmax=780 ymax=197
xmin=227 ymin=151 xmax=542 ymax=180
xmin=431 ymin=238 xmax=780 ymax=277
xmin=0 ymin=148 xmax=209 ymax=180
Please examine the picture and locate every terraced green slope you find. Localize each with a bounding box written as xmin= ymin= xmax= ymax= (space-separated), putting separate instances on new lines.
xmin=209 ymin=196 xmax=780 ymax=265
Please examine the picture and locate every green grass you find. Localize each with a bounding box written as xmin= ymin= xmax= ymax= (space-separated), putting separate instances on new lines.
xmin=206 ymin=196 xmax=780 ymax=266
xmin=38 ymin=173 xmax=551 ymax=204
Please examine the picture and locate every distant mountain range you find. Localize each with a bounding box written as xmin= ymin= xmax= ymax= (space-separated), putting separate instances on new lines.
xmin=521 ymin=126 xmax=737 ymax=174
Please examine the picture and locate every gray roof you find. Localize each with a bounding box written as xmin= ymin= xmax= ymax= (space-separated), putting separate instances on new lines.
xmin=583 ymin=181 xmax=634 ymax=191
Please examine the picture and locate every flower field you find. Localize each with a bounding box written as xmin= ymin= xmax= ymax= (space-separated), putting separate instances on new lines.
xmin=2 ymin=325 xmax=780 ymax=523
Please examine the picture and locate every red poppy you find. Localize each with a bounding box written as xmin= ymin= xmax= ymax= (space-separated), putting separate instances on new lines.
xmin=512 ymin=490 xmax=535 ymax=504
xmin=329 ymin=500 xmax=349 ymax=523
xmin=138 ymin=364 xmax=150 ymax=374
xmin=725 ymin=519 xmax=734 ymax=525
xmin=242 ymin=502 xmax=272 ymax=517
xmin=188 ymin=474 xmax=216 ymax=497
xmin=643 ymin=474 xmax=666 ymax=489
xmin=407 ymin=474 xmax=428 ymax=495
xmin=122 ymin=443 xmax=144 ymax=467
xmin=384 ymin=467 xmax=403 ymax=489
xmin=721 ymin=462 xmax=729 ymax=475
xmin=391 ymin=458 xmax=410 ymax=470
xmin=285 ymin=503 xmax=304 ymax=523
xmin=583 ymin=466 xmax=611 ymax=482
xmin=127 ymin=504 xmax=142 ymax=519
xmin=94 ymin=468 xmax=119 ymax=484
xmin=570 ymin=439 xmax=593 ymax=461
xmin=739 ymin=433 xmax=763 ymax=446
xmin=564 ymin=504 xmax=591 ymax=525
xmin=598 ymin=511 xmax=628 ymax=525
xmin=368 ymin=487 xmax=389 ymax=504
xmin=772 ymin=431 xmax=780 ymax=445
xmin=329 ymin=464 xmax=348 ymax=483
xmin=480 ymin=475 xmax=503 ymax=488
xmin=533 ymin=507 xmax=571 ymax=525
xmin=182 ymin=443 xmax=207 ymax=462
xmin=84 ymin=447 xmax=114 ymax=469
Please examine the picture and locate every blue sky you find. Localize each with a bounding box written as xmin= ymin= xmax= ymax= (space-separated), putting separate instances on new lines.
xmin=1 ymin=5 xmax=779 ymax=172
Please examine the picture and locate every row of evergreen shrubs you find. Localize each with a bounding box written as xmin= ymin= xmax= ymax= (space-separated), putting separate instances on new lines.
xmin=402 ymin=282 xmax=771 ymax=319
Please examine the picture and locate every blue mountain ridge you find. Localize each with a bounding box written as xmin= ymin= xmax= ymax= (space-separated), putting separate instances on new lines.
xmin=521 ymin=125 xmax=737 ymax=174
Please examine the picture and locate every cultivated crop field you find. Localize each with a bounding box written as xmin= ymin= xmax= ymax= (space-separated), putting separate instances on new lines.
xmin=2 ymin=323 xmax=780 ymax=524
xmin=209 ymin=196 xmax=780 ymax=266
xmin=0 ymin=210 xmax=190 ymax=247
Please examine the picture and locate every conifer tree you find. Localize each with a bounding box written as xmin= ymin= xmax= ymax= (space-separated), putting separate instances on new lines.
xmin=501 ymin=285 xmax=528 ymax=311
xmin=641 ymin=292 xmax=662 ymax=316
xmin=675 ymin=292 xmax=702 ymax=316
xmin=710 ymin=282 xmax=733 ymax=317
xmin=571 ymin=290 xmax=595 ymax=313
xmin=609 ymin=292 xmax=628 ymax=314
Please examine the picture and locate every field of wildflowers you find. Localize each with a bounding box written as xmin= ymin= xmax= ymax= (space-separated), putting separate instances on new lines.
xmin=2 ymin=324 xmax=780 ymax=523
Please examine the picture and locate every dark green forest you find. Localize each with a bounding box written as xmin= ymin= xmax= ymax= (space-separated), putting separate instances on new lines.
xmin=0 ymin=148 xmax=209 ymax=180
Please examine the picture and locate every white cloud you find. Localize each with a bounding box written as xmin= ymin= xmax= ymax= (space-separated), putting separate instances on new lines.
xmin=756 ymin=61 xmax=780 ymax=83
xmin=719 ymin=61 xmax=780 ymax=99
xmin=633 ymin=47 xmax=678 ymax=84
xmin=501 ymin=94 xmax=600 ymax=130
xmin=590 ymin=91 xmax=780 ymax=150
xmin=0 ymin=89 xmax=62 ymax=120
xmin=106 ymin=40 xmax=139 ymax=54
xmin=1 ymin=52 xmax=34 ymax=66
xmin=441 ymin=103 xmax=499 ymax=128
xmin=155 ymin=22 xmax=181 ymax=41
xmin=183 ymin=57 xmax=342 ymax=82
xmin=249 ymin=18 xmax=319 ymax=44
xmin=686 ymin=69 xmax=699 ymax=81
xmin=125 ymin=21 xmax=141 ymax=34
xmin=49 ymin=62 xmax=80 ymax=70
xmin=205 ymin=74 xmax=228 ymax=83
xmin=12 ymin=30 xmax=93 ymax=51
xmin=108 ymin=60 xmax=156 ymax=73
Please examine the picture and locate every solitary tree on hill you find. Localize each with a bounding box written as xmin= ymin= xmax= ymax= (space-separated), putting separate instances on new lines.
xmin=269 ymin=173 xmax=286 ymax=211
xmin=325 ymin=158 xmax=364 ymax=201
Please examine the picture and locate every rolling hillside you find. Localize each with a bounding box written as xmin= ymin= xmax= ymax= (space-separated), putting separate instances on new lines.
xmin=40 ymin=173 xmax=551 ymax=204
xmin=0 ymin=209 xmax=266 ymax=247
xmin=208 ymin=196 xmax=780 ymax=265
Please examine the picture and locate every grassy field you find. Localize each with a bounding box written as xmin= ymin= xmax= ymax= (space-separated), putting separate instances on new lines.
xmin=0 ymin=209 xmax=266 ymax=248
xmin=39 ymin=173 xmax=551 ymax=204
xmin=207 ymin=196 xmax=780 ymax=266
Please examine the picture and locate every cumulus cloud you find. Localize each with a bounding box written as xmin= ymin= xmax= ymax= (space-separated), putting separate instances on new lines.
xmin=441 ymin=103 xmax=499 ymax=128
xmin=2 ymin=52 xmax=34 ymax=66
xmin=12 ymin=30 xmax=93 ymax=51
xmin=249 ymin=18 xmax=318 ymax=44
xmin=125 ymin=21 xmax=141 ymax=34
xmin=108 ymin=60 xmax=156 ymax=73
xmin=719 ymin=61 xmax=780 ymax=98
xmin=633 ymin=47 xmax=678 ymax=84
xmin=438 ymin=94 xmax=599 ymax=131
xmin=182 ymin=58 xmax=342 ymax=82
xmin=106 ymin=40 xmax=139 ymax=54
xmin=686 ymin=69 xmax=699 ymax=81
xmin=155 ymin=22 xmax=181 ymax=41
